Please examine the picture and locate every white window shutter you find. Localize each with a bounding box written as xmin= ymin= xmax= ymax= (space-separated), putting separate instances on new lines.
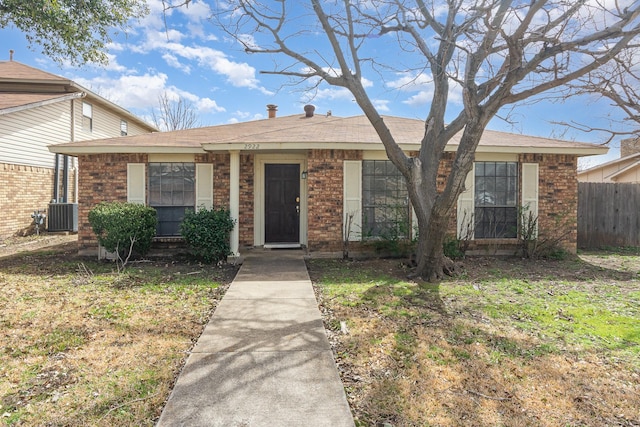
xmin=521 ymin=163 xmax=539 ymax=237
xmin=196 ymin=164 xmax=214 ymax=210
xmin=343 ymin=160 xmax=362 ymax=241
xmin=127 ymin=163 xmax=145 ymax=204
xmin=457 ymin=166 xmax=475 ymax=240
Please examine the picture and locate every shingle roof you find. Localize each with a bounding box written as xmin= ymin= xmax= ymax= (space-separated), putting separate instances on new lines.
xmin=0 ymin=61 xmax=156 ymax=132
xmin=0 ymin=61 xmax=71 ymax=84
xmin=49 ymin=113 xmax=608 ymax=156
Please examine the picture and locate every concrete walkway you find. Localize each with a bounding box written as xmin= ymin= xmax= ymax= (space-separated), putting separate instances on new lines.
xmin=156 ymin=250 xmax=355 ymax=427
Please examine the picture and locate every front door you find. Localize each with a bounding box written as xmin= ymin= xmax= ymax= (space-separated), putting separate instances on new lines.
xmin=265 ymin=164 xmax=300 ymax=243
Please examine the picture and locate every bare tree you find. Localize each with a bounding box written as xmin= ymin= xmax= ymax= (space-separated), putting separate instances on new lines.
xmin=151 ymin=92 xmax=201 ymax=131
xmin=209 ymin=0 xmax=640 ymax=281
xmin=560 ymin=49 xmax=640 ymax=143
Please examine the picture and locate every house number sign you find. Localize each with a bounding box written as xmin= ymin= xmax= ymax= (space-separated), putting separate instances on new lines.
xmin=244 ymin=144 xmax=260 ymax=150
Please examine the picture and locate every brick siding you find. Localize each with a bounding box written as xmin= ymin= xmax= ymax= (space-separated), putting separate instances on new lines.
xmin=74 ymin=151 xmax=579 ymax=255
xmin=77 ymin=154 xmax=146 ymax=250
xmin=307 ymin=149 xmax=362 ymax=252
xmin=520 ymin=153 xmax=578 ymax=252
xmin=0 ymin=162 xmax=77 ymax=238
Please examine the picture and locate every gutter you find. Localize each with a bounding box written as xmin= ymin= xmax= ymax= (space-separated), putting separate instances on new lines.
xmin=0 ymin=92 xmax=85 ymax=116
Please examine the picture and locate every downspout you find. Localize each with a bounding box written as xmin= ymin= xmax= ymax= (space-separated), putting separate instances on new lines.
xmin=53 ymin=154 xmax=60 ymax=202
xmin=62 ymin=156 xmax=69 ymax=203
xmin=70 ymin=95 xmax=81 ymax=204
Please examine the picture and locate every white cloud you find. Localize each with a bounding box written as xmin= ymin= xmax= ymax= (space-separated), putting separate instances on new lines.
xmin=197 ymin=98 xmax=226 ymax=113
xmin=403 ymin=90 xmax=434 ymax=107
xmin=387 ymin=73 xmax=433 ymax=92
xmin=73 ymin=72 xmax=226 ymax=117
xmin=162 ymin=53 xmax=192 ymax=73
xmin=312 ymin=87 xmax=354 ymax=101
xmin=237 ymin=33 xmax=259 ymax=50
xmin=74 ymin=73 xmax=170 ymax=109
xmin=373 ymin=99 xmax=391 ymax=112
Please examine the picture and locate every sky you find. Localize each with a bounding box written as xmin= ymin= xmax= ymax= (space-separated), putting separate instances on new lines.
xmin=1 ymin=0 xmax=634 ymax=167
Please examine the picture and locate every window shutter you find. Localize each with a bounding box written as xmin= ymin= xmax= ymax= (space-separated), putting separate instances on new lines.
xmin=521 ymin=163 xmax=539 ymax=237
xmin=457 ymin=166 xmax=475 ymax=240
xmin=196 ymin=164 xmax=214 ymax=210
xmin=127 ymin=163 xmax=145 ymax=204
xmin=343 ymin=160 xmax=362 ymax=241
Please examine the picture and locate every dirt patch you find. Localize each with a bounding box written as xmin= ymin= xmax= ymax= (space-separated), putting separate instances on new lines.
xmin=0 ymin=233 xmax=78 ymax=258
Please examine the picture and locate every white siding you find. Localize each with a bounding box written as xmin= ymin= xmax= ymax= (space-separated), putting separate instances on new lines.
xmin=343 ymin=160 xmax=362 ymax=241
xmin=0 ymin=101 xmax=70 ymax=168
xmin=457 ymin=167 xmax=475 ymax=240
xmin=73 ymin=98 xmax=152 ymax=141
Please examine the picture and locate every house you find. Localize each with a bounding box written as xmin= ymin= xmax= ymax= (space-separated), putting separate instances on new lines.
xmin=578 ymin=137 xmax=640 ymax=183
xmin=0 ymin=58 xmax=156 ymax=238
xmin=48 ymin=105 xmax=607 ymax=257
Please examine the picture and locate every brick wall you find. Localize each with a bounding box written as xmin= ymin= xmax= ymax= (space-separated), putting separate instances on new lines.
xmin=520 ymin=153 xmax=578 ymax=253
xmin=76 ymin=153 xmax=253 ymax=253
xmin=0 ymin=162 xmax=77 ymax=238
xmin=239 ymin=154 xmax=254 ymax=247
xmin=307 ymin=149 xmax=362 ymax=252
xmin=77 ymin=154 xmax=147 ymax=251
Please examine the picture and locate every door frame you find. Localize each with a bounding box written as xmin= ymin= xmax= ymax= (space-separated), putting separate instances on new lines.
xmin=254 ymin=154 xmax=308 ymax=247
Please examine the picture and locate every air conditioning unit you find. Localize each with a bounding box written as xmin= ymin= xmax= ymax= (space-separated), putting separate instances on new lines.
xmin=48 ymin=203 xmax=78 ymax=232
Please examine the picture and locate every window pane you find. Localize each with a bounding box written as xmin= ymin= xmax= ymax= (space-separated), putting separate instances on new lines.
xmin=362 ymin=160 xmax=409 ymax=239
xmin=148 ymin=162 xmax=196 ymax=236
xmin=474 ymin=162 xmax=518 ymax=239
xmin=82 ymin=102 xmax=92 ymax=117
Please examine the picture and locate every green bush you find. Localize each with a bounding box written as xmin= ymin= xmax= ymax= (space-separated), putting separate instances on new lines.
xmin=180 ymin=207 xmax=236 ymax=263
xmin=443 ymin=236 xmax=465 ymax=260
xmin=88 ymin=202 xmax=157 ymax=257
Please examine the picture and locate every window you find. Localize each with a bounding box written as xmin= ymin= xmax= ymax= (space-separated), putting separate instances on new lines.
xmin=120 ymin=120 xmax=128 ymax=136
xmin=474 ymin=162 xmax=518 ymax=238
xmin=149 ymin=163 xmax=195 ymax=236
xmin=362 ymin=160 xmax=409 ymax=238
xmin=82 ymin=102 xmax=93 ymax=132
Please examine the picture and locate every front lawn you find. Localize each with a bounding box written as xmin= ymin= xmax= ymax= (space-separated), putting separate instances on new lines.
xmin=308 ymin=252 xmax=640 ymax=427
xmin=0 ymin=241 xmax=237 ymax=426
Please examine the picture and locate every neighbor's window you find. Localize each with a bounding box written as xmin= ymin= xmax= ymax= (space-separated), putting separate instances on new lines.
xmin=148 ymin=163 xmax=195 ymax=236
xmin=362 ymin=160 xmax=409 ymax=238
xmin=474 ymin=162 xmax=518 ymax=238
xmin=120 ymin=120 xmax=128 ymax=136
xmin=82 ymin=102 xmax=93 ymax=132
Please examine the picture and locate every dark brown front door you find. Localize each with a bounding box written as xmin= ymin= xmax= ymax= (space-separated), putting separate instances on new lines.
xmin=265 ymin=164 xmax=300 ymax=243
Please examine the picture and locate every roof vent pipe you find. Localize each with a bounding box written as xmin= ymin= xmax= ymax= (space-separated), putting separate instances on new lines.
xmin=9 ymin=50 xmax=14 ymax=61
xmin=267 ymin=104 xmax=278 ymax=119
xmin=304 ymin=104 xmax=315 ymax=118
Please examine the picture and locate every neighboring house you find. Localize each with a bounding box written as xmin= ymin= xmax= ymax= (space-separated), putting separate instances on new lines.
xmin=578 ymin=137 xmax=640 ymax=183
xmin=0 ymin=59 xmax=156 ymax=238
xmin=49 ymin=105 xmax=606 ymax=257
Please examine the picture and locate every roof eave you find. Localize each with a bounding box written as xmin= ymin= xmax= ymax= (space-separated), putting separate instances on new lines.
xmin=48 ymin=145 xmax=206 ymax=155
xmin=0 ymin=92 xmax=85 ymax=116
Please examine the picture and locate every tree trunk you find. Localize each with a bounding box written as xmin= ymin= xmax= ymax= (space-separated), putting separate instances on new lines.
xmin=412 ymin=205 xmax=455 ymax=282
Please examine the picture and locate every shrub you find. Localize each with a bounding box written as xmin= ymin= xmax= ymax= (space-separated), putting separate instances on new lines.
xmin=88 ymin=202 xmax=157 ymax=257
xmin=180 ymin=207 xmax=236 ymax=263
xmin=443 ymin=236 xmax=465 ymax=260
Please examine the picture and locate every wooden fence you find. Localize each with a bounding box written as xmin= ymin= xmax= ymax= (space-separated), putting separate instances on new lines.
xmin=578 ymin=182 xmax=640 ymax=248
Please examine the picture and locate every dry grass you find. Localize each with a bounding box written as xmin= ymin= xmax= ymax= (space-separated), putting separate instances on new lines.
xmin=308 ymin=252 xmax=640 ymax=427
xmin=0 ymin=238 xmax=237 ymax=426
